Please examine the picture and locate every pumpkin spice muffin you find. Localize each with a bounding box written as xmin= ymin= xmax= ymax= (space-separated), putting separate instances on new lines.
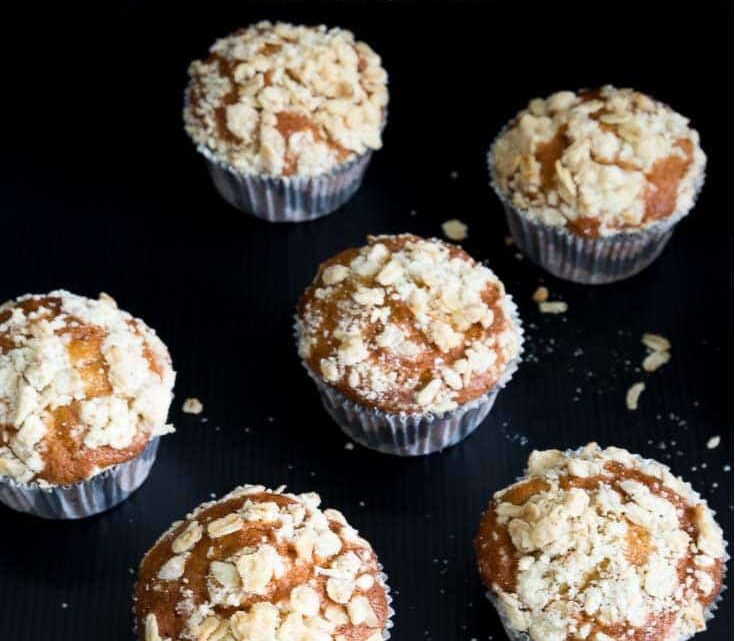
xmin=0 ymin=290 xmax=175 ymax=518
xmin=296 ymin=234 xmax=522 ymax=455
xmin=184 ymin=21 xmax=389 ymax=222
xmin=475 ymin=443 xmax=727 ymax=641
xmin=490 ymin=86 xmax=706 ymax=283
xmin=135 ymin=485 xmax=393 ymax=641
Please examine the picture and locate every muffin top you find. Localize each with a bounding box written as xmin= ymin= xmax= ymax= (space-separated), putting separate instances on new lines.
xmin=136 ymin=486 xmax=390 ymax=641
xmin=475 ymin=443 xmax=726 ymax=641
xmin=297 ymin=234 xmax=521 ymax=415
xmin=184 ymin=21 xmax=388 ymax=177
xmin=0 ymin=291 xmax=175 ymax=485
xmin=492 ymin=86 xmax=706 ymax=237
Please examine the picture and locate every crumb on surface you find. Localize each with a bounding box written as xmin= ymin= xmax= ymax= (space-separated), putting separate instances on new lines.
xmin=441 ymin=219 xmax=468 ymax=241
xmin=532 ymin=286 xmax=549 ymax=303
xmin=539 ymin=301 xmax=568 ymax=314
xmin=626 ymin=382 xmax=645 ymax=410
xmin=706 ymin=436 xmax=721 ymax=450
xmin=182 ymin=397 xmax=204 ymax=415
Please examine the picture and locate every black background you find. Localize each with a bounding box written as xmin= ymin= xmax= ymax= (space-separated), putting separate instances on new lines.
xmin=0 ymin=2 xmax=732 ymax=639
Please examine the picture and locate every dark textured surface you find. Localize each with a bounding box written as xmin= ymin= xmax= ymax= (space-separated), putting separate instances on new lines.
xmin=0 ymin=2 xmax=732 ymax=639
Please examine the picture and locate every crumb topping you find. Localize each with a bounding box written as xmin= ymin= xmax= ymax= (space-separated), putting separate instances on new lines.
xmin=475 ymin=444 xmax=726 ymax=641
xmin=184 ymin=21 xmax=388 ymax=177
xmin=492 ymin=86 xmax=706 ymax=237
xmin=136 ymin=486 xmax=389 ymax=641
xmin=0 ymin=291 xmax=175 ymax=485
xmin=297 ymin=234 xmax=521 ymax=414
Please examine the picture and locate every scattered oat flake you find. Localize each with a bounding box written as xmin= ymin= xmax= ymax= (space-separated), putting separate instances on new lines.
xmin=706 ymin=436 xmax=721 ymax=450
xmin=642 ymin=333 xmax=671 ymax=353
xmin=441 ymin=219 xmax=468 ymax=241
xmin=539 ymin=301 xmax=568 ymax=314
xmin=643 ymin=350 xmax=671 ymax=372
xmin=532 ymin=286 xmax=549 ymax=303
xmin=182 ymin=397 xmax=203 ymax=415
xmin=626 ymin=382 xmax=645 ymax=410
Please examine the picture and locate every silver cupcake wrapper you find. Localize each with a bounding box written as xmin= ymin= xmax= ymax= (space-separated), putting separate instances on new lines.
xmin=297 ymin=296 xmax=523 ymax=456
xmin=488 ymin=128 xmax=705 ymax=285
xmin=197 ymin=144 xmax=373 ymax=223
xmin=0 ymin=437 xmax=159 ymax=519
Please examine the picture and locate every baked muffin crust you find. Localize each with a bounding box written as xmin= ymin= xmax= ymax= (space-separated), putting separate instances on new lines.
xmin=135 ymin=486 xmax=390 ymax=641
xmin=475 ymin=443 xmax=726 ymax=641
xmin=492 ymin=86 xmax=706 ymax=237
xmin=0 ymin=291 xmax=174 ymax=485
xmin=184 ymin=21 xmax=388 ymax=177
xmin=297 ymin=234 xmax=521 ymax=415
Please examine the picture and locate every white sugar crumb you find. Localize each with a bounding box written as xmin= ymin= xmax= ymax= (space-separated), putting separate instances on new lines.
xmin=626 ymin=382 xmax=645 ymax=410
xmin=441 ymin=219 xmax=468 ymax=241
xmin=539 ymin=301 xmax=568 ymax=314
xmin=531 ymin=286 xmax=549 ymax=303
xmin=642 ymin=332 xmax=672 ymax=372
xmin=344 ymin=442 xmax=355 ymax=451
xmin=706 ymin=436 xmax=721 ymax=450
xmin=182 ymin=397 xmax=203 ymax=415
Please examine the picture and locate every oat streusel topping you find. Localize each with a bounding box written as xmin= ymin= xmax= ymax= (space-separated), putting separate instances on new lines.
xmin=475 ymin=444 xmax=726 ymax=641
xmin=297 ymin=234 xmax=521 ymax=415
xmin=0 ymin=291 xmax=175 ymax=485
xmin=492 ymin=86 xmax=706 ymax=237
xmin=136 ymin=486 xmax=390 ymax=641
xmin=184 ymin=21 xmax=389 ymax=177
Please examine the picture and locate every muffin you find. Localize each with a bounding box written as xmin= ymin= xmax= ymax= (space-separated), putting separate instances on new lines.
xmin=184 ymin=21 xmax=389 ymax=222
xmin=296 ymin=234 xmax=522 ymax=456
xmin=0 ymin=291 xmax=175 ymax=518
xmin=490 ymin=86 xmax=706 ymax=283
xmin=475 ymin=443 xmax=727 ymax=641
xmin=135 ymin=485 xmax=393 ymax=641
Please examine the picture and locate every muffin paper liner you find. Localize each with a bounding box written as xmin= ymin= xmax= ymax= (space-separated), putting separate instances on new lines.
xmin=197 ymin=144 xmax=373 ymax=223
xmin=488 ymin=130 xmax=705 ymax=285
xmin=0 ymin=437 xmax=159 ymax=519
xmin=296 ymin=295 xmax=523 ymax=457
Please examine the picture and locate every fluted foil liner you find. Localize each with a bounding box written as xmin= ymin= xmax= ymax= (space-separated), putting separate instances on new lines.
xmin=488 ymin=130 xmax=705 ymax=285
xmin=297 ymin=297 xmax=523 ymax=456
xmin=0 ymin=437 xmax=159 ymax=519
xmin=198 ymin=145 xmax=373 ymax=223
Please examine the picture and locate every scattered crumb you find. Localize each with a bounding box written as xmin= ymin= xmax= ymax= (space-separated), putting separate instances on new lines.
xmin=344 ymin=442 xmax=355 ymax=451
xmin=724 ymin=465 xmax=731 ymax=472
xmin=539 ymin=301 xmax=568 ymax=314
xmin=642 ymin=333 xmax=671 ymax=352
xmin=641 ymin=332 xmax=672 ymax=372
xmin=441 ymin=219 xmax=468 ymax=241
xmin=182 ymin=397 xmax=203 ymax=415
xmin=504 ymin=235 xmax=514 ymax=246
xmin=514 ymin=252 xmax=524 ymax=260
xmin=409 ymin=209 xmax=417 ymax=216
xmin=706 ymin=436 xmax=721 ymax=450
xmin=532 ymin=286 xmax=549 ymax=303
xmin=449 ymin=170 xmax=459 ymax=180
xmin=643 ymin=350 xmax=671 ymax=372
xmin=61 ymin=603 xmax=68 ymax=609
xmin=626 ymin=382 xmax=645 ymax=410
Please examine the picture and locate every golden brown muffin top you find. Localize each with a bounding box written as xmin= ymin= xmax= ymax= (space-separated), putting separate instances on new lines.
xmin=0 ymin=291 xmax=174 ymax=485
xmin=475 ymin=444 xmax=726 ymax=641
xmin=297 ymin=234 xmax=521 ymax=415
xmin=492 ymin=86 xmax=706 ymax=237
xmin=136 ymin=486 xmax=390 ymax=641
xmin=184 ymin=21 xmax=388 ymax=177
